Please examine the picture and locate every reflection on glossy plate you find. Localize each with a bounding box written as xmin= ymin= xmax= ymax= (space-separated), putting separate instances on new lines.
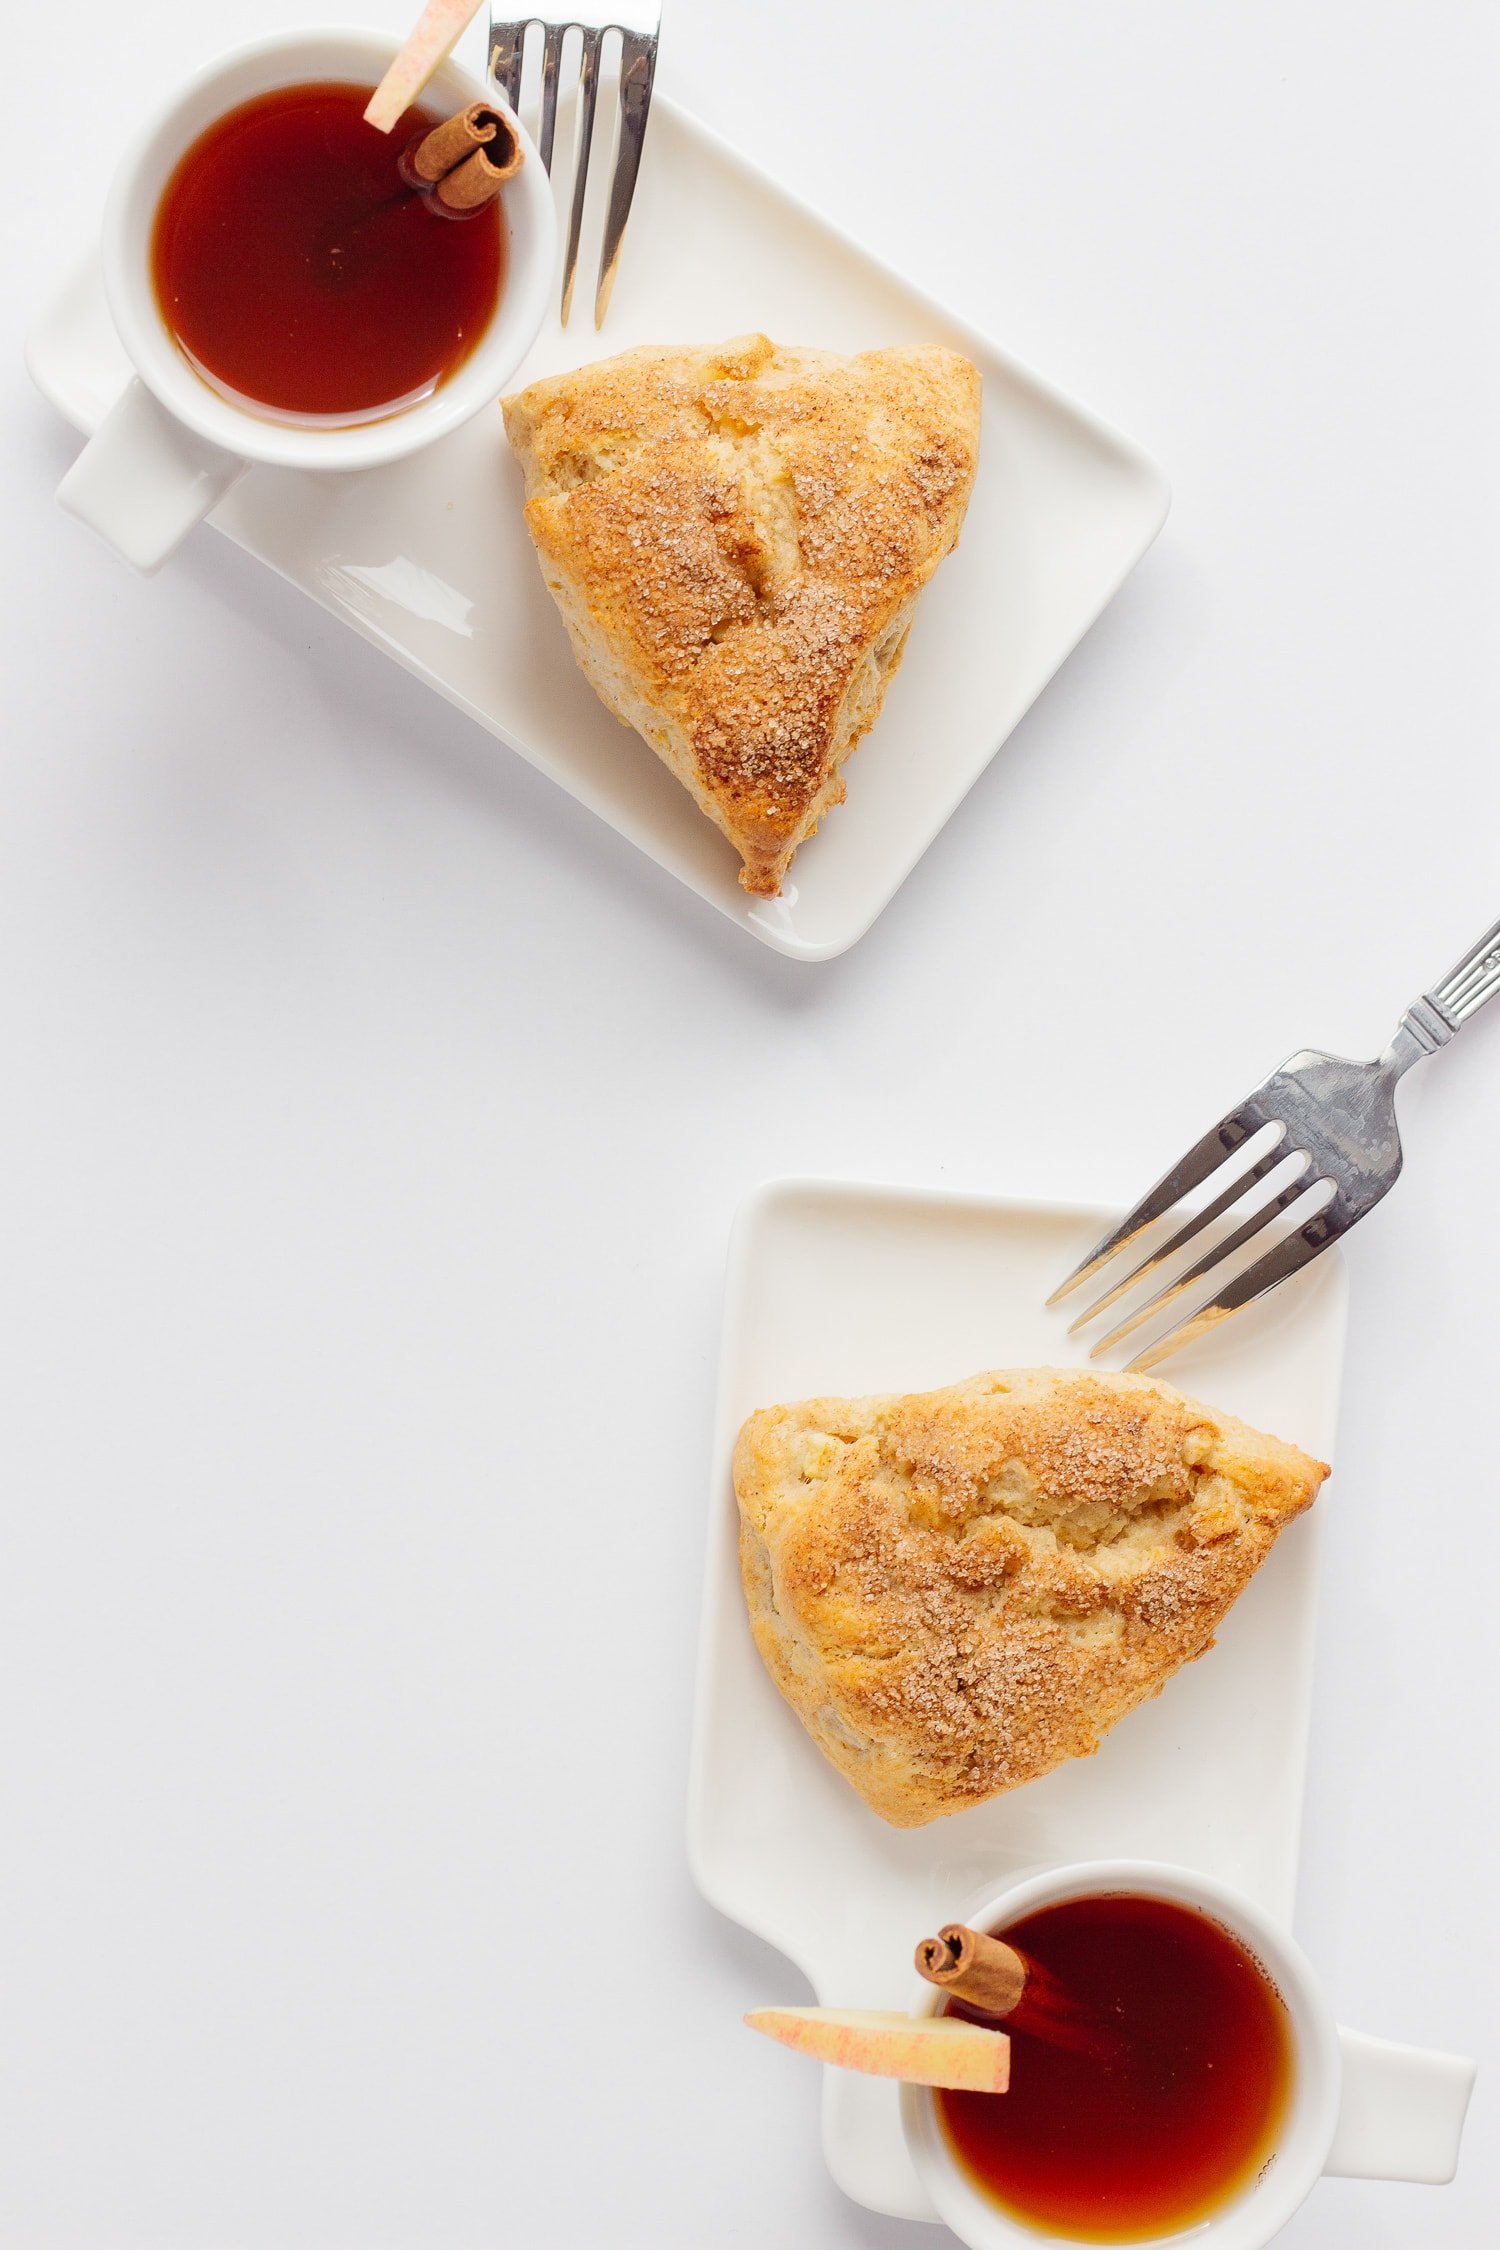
xmin=687 ymin=1179 xmax=1345 ymax=2218
xmin=29 ymin=96 xmax=1168 ymax=960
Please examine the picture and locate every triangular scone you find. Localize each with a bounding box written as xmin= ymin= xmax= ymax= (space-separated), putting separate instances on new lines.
xmin=502 ymin=336 xmax=981 ymax=894
xmin=733 ymin=1369 xmax=1329 ymax=1827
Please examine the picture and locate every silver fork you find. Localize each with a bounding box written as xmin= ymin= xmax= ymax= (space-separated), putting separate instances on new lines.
xmin=489 ymin=2 xmax=660 ymax=327
xmin=1050 ymin=914 xmax=1500 ymax=1372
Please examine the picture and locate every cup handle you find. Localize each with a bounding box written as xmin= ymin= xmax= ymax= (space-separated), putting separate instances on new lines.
xmin=1325 ymin=2026 xmax=1476 ymax=2184
xmin=56 ymin=377 xmax=245 ymax=573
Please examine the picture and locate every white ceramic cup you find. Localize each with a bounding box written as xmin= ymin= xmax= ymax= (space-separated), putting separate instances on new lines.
xmin=57 ymin=26 xmax=557 ymax=572
xmin=901 ymin=1860 xmax=1475 ymax=2250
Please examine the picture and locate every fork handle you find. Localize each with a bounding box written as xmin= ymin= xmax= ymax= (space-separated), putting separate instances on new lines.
xmin=1389 ymin=913 xmax=1500 ymax=1068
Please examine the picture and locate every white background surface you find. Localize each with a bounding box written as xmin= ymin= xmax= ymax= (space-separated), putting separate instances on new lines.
xmin=3 ymin=2 xmax=1496 ymax=2244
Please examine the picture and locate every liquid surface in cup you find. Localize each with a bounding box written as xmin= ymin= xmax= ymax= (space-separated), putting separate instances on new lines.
xmin=936 ymin=1894 xmax=1294 ymax=2243
xmin=151 ymin=83 xmax=504 ymax=420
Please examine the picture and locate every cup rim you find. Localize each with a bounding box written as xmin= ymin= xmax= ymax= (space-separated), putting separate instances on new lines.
xmin=101 ymin=23 xmax=556 ymax=471
xmin=900 ymin=1859 xmax=1342 ymax=2250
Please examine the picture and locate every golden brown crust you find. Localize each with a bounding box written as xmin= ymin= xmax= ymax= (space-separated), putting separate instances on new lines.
xmin=502 ymin=335 xmax=981 ymax=893
xmin=733 ymin=1368 xmax=1329 ymax=1826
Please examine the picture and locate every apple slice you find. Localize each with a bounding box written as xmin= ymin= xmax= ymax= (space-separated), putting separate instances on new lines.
xmin=365 ymin=0 xmax=487 ymax=132
xmin=744 ymin=2007 xmax=1010 ymax=2093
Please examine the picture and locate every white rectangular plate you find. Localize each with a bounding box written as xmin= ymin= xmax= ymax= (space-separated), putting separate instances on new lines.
xmin=687 ymin=1179 xmax=1346 ymax=2219
xmin=28 ymin=97 xmax=1168 ymax=961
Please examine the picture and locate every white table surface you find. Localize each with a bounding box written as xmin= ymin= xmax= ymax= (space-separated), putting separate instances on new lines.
xmin=3 ymin=3 xmax=1496 ymax=2244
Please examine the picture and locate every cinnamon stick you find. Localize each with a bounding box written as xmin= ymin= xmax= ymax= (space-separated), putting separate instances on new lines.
xmin=433 ymin=131 xmax=523 ymax=212
xmin=400 ymin=103 xmax=524 ymax=214
xmin=915 ymin=1923 xmax=1028 ymax=2019
xmin=403 ymin=103 xmax=500 ymax=183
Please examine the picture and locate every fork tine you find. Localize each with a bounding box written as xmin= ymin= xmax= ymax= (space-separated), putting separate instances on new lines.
xmin=537 ymin=21 xmax=567 ymax=174
xmin=1046 ymin=1109 xmax=1275 ymax=1309
xmin=1088 ymin=1162 xmax=1319 ymax=1359
xmin=559 ymin=27 xmax=603 ymax=325
xmin=1066 ymin=1141 xmax=1300 ymax=1335
xmin=1123 ymin=1193 xmax=1349 ymax=1374
xmin=594 ymin=27 xmax=658 ymax=326
xmin=489 ymin=18 xmax=529 ymax=113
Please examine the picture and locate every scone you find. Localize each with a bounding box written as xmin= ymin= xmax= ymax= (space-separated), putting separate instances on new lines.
xmin=733 ymin=1368 xmax=1329 ymax=1826
xmin=502 ymin=335 xmax=981 ymax=894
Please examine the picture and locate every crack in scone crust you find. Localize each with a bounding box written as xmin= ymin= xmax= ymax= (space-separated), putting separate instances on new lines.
xmin=732 ymin=1368 xmax=1330 ymax=1826
xmin=502 ymin=335 xmax=981 ymax=893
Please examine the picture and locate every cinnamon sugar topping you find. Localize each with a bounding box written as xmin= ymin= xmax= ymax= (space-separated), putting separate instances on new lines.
xmin=733 ymin=1368 xmax=1329 ymax=1826
xmin=502 ymin=336 xmax=981 ymax=891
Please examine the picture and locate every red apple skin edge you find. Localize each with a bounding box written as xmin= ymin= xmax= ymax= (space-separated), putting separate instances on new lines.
xmin=366 ymin=0 xmax=487 ymax=132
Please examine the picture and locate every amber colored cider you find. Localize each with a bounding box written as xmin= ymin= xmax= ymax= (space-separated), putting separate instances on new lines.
xmin=936 ymin=1895 xmax=1294 ymax=2243
xmin=151 ymin=83 xmax=504 ymax=419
